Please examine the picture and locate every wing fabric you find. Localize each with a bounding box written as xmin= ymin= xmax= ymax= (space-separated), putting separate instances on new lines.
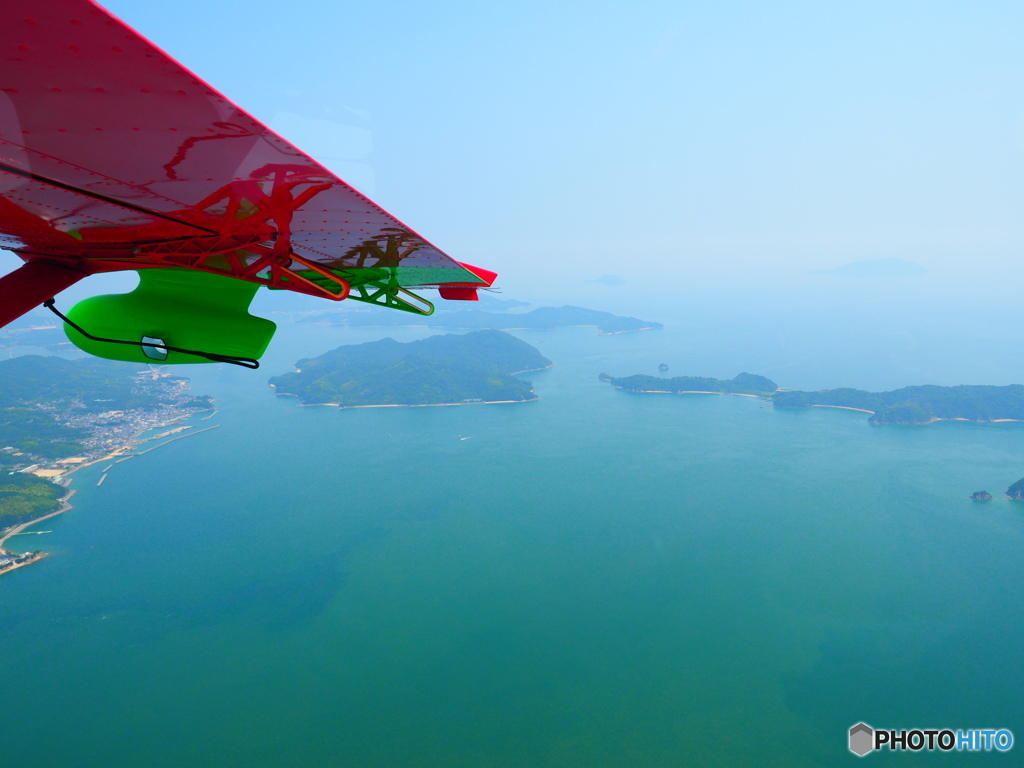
xmin=0 ymin=0 xmax=494 ymax=332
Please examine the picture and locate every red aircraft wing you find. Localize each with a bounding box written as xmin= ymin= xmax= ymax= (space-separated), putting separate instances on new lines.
xmin=0 ymin=0 xmax=495 ymax=334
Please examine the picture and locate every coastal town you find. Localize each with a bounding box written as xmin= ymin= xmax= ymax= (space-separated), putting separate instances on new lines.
xmin=7 ymin=373 xmax=210 ymax=473
xmin=1 ymin=363 xmax=216 ymax=577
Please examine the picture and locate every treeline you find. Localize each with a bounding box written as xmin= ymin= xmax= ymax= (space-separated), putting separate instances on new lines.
xmin=604 ymin=372 xmax=778 ymax=395
xmin=0 ymin=473 xmax=64 ymax=525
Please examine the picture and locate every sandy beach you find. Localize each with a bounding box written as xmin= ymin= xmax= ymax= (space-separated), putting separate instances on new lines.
xmin=615 ymin=388 xmax=767 ymax=398
xmin=295 ymin=397 xmax=541 ymax=409
xmin=509 ymin=363 xmax=555 ymax=375
xmin=809 ymin=404 xmax=876 ymax=414
xmin=597 ymin=326 xmax=661 ymax=336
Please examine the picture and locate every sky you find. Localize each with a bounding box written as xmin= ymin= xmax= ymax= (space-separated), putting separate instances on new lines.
xmin=4 ymin=0 xmax=1024 ymax=315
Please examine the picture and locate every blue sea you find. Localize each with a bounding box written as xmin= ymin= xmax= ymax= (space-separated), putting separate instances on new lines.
xmin=2 ymin=301 xmax=1023 ymax=767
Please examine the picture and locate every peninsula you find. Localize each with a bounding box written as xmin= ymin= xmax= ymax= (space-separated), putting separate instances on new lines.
xmin=270 ymin=330 xmax=552 ymax=407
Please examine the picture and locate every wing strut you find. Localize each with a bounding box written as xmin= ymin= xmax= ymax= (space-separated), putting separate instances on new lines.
xmin=0 ymin=261 xmax=88 ymax=328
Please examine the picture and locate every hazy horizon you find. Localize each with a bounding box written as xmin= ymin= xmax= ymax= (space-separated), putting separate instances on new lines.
xmin=5 ymin=0 xmax=1023 ymax=315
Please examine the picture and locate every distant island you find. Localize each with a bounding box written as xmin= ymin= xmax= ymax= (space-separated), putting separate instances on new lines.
xmin=301 ymin=304 xmax=662 ymax=335
xmin=0 ymin=355 xmax=215 ymax=577
xmin=602 ymin=369 xmax=1024 ymax=426
xmin=0 ymin=308 xmax=73 ymax=354
xmin=600 ymin=372 xmax=778 ymax=397
xmin=773 ymin=385 xmax=1024 ymax=425
xmin=269 ymin=330 xmax=552 ymax=408
xmin=956 ymin=477 xmax=1024 ymax=502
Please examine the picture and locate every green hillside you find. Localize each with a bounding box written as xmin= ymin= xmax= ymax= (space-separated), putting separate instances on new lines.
xmin=270 ymin=330 xmax=551 ymax=406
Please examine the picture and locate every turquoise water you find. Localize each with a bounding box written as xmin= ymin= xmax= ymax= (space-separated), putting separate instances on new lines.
xmin=2 ymin=317 xmax=1024 ymax=766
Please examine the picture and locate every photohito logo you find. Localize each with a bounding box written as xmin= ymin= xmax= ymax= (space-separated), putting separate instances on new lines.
xmin=848 ymin=723 xmax=1014 ymax=756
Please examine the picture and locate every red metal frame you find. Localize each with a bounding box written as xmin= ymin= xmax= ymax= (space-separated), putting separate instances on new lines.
xmin=14 ymin=170 xmax=352 ymax=301
xmin=0 ymin=261 xmax=88 ymax=328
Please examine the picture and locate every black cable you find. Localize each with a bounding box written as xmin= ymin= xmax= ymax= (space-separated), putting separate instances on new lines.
xmin=43 ymin=299 xmax=260 ymax=369
xmin=0 ymin=161 xmax=218 ymax=236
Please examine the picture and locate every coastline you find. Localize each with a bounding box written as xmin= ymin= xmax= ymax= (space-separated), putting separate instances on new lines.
xmin=509 ymin=362 xmax=555 ymax=375
xmin=0 ymin=489 xmax=76 ymax=552
xmin=1 ymin=409 xmax=220 ymax=578
xmin=796 ymin=406 xmax=1023 ymax=424
xmin=0 ymin=488 xmax=76 ymax=576
xmin=611 ymin=388 xmax=1024 ymax=425
xmin=597 ymin=326 xmax=661 ymax=336
xmin=924 ymin=416 xmax=1023 ymax=425
xmin=0 ymin=551 xmax=49 ymax=577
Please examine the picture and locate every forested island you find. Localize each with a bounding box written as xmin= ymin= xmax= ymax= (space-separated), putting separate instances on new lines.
xmin=270 ymin=330 xmax=551 ymax=407
xmin=603 ymin=368 xmax=1024 ymax=426
xmin=305 ymin=304 xmax=662 ymax=335
xmin=601 ymin=372 xmax=778 ymax=396
xmin=773 ymin=385 xmax=1024 ymax=425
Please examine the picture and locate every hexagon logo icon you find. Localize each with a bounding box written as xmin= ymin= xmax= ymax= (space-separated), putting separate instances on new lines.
xmin=849 ymin=723 xmax=874 ymax=757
